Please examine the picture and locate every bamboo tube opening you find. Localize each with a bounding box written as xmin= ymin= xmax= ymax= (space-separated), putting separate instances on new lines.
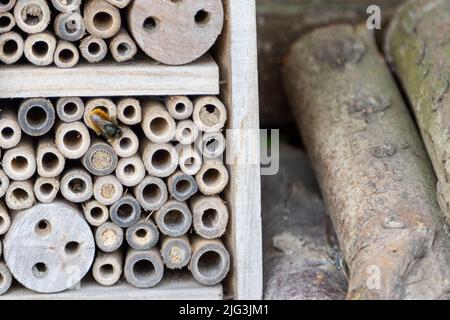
xmin=163 ymin=210 xmax=185 ymax=230
xmin=1 ymin=127 xmax=14 ymax=140
xmin=0 ymin=0 xmax=15 ymax=12
xmin=63 ymin=102 xmax=78 ymax=116
xmin=151 ymin=149 xmax=172 ymax=171
xmin=83 ymin=200 xmax=109 ymax=227
xmin=58 ymin=48 xmax=74 ymax=63
xmin=68 ymin=178 xmax=87 ymax=194
xmin=117 ymin=203 xmax=133 ymax=219
xmin=2 ymin=39 xmax=18 ymax=56
xmin=63 ymin=130 xmax=83 ymax=150
xmin=26 ymin=105 xmax=47 ymax=126
xmin=93 ymin=11 xmax=113 ymax=32
xmin=150 ymin=117 xmax=170 ymax=138
xmin=202 ymin=168 xmax=221 ymax=187
xmin=142 ymin=183 xmax=162 ymax=204
xmin=41 ymin=153 xmax=59 ymax=172
xmin=11 ymin=186 xmax=30 ymax=202
xmin=133 ymin=259 xmax=156 ymax=281
xmin=11 ymin=156 xmax=29 ymax=173
xmin=31 ymin=40 xmax=48 ymax=58
xmin=91 ymin=206 xmax=104 ymax=219
xmin=197 ymin=251 xmax=222 ymax=278
xmin=34 ymin=177 xmax=59 ymax=204
xmin=0 ymin=15 xmax=12 ymax=28
xmin=123 ymin=105 xmax=136 ymax=119
xmin=88 ymin=42 xmax=101 ymax=55
xmin=202 ymin=209 xmax=219 ymax=229
xmin=39 ymin=182 xmax=53 ymax=195
xmin=20 ymin=4 xmax=43 ymax=27
xmin=119 ymin=137 xmax=132 ymax=151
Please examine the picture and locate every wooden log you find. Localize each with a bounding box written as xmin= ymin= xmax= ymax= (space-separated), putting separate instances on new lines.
xmin=154 ymin=200 xmax=192 ymax=237
xmin=14 ymin=0 xmax=50 ymax=34
xmin=24 ymin=32 xmax=57 ymax=66
xmin=0 ymin=0 xmax=15 ymax=13
xmin=0 ymin=108 xmax=22 ymax=149
xmin=82 ymin=139 xmax=118 ymax=176
xmin=141 ymin=141 xmax=179 ymax=178
xmin=82 ymin=199 xmax=109 ymax=227
xmin=93 ymin=175 xmax=123 ymax=206
xmin=109 ymin=28 xmax=137 ymax=63
xmin=124 ymin=248 xmax=164 ymax=288
xmin=128 ymin=0 xmax=223 ymax=65
xmin=84 ymin=0 xmax=121 ymax=39
xmin=3 ymin=201 xmax=95 ymax=293
xmin=141 ymin=100 xmax=176 ymax=144
xmin=189 ymin=237 xmax=230 ymax=286
xmin=165 ymin=96 xmax=194 ymax=120
xmin=125 ymin=218 xmax=159 ymax=251
xmin=195 ymin=160 xmax=229 ymax=196
xmin=55 ymin=121 xmax=91 ymax=159
xmin=2 ymin=138 xmax=36 ymax=181
xmin=192 ymin=96 xmax=227 ymax=133
xmin=175 ymin=120 xmax=199 ymax=145
xmin=0 ymin=12 xmax=15 ymax=33
xmin=60 ymin=168 xmax=93 ymax=203
xmin=92 ymin=251 xmax=123 ymax=287
xmin=133 ymin=176 xmax=168 ymax=211
xmin=95 ymin=222 xmax=123 ymax=253
xmin=160 ymin=235 xmax=192 ymax=270
xmin=54 ymin=12 xmax=85 ymax=42
xmin=33 ymin=177 xmax=59 ymax=204
xmin=54 ymin=41 xmax=79 ymax=69
xmin=56 ymin=97 xmax=84 ymax=123
xmin=36 ymin=137 xmax=65 ymax=178
xmin=109 ymin=195 xmax=141 ymax=228
xmin=0 ymin=202 xmax=10 ymax=236
xmin=0 ymin=261 xmax=12 ymax=296
xmin=116 ymin=98 xmax=141 ymax=126
xmin=5 ymin=180 xmax=35 ymax=210
xmin=191 ymin=195 xmax=228 ymax=239
xmin=0 ymin=31 xmax=24 ymax=65
xmin=18 ymin=98 xmax=55 ymax=137
xmin=167 ymin=170 xmax=198 ymax=202
xmin=284 ymin=24 xmax=450 ymax=299
xmin=115 ymin=155 xmax=146 ymax=187
xmin=79 ymin=35 xmax=107 ymax=63
xmin=0 ymin=169 xmax=10 ymax=198
xmin=385 ymin=0 xmax=450 ymax=223
xmin=51 ymin=0 xmax=81 ymax=13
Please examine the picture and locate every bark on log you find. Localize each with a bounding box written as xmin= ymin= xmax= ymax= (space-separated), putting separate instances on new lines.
xmin=284 ymin=24 xmax=450 ymax=300
xmin=385 ymin=0 xmax=450 ymax=224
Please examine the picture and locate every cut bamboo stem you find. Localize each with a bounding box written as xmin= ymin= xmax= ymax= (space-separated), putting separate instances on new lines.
xmin=124 ymin=248 xmax=164 ymax=288
xmin=14 ymin=0 xmax=50 ymax=34
xmin=195 ymin=160 xmax=229 ymax=196
xmin=0 ymin=31 xmax=24 ymax=65
xmin=197 ymin=132 xmax=226 ymax=159
xmin=54 ymin=41 xmax=79 ymax=69
xmin=175 ymin=120 xmax=199 ymax=145
xmin=0 ymin=108 xmax=22 ymax=149
xmin=24 ymin=32 xmax=57 ymax=66
xmin=84 ymin=98 xmax=117 ymax=131
xmin=154 ymin=200 xmax=192 ymax=237
xmin=2 ymin=138 xmax=36 ymax=181
xmin=5 ymin=180 xmax=35 ymax=210
xmin=165 ymin=96 xmax=194 ymax=120
xmin=178 ymin=145 xmax=202 ymax=176
xmin=106 ymin=0 xmax=131 ymax=9
xmin=141 ymin=140 xmax=179 ymax=178
xmin=54 ymin=12 xmax=85 ymax=42
xmin=79 ymin=35 xmax=107 ymax=63
xmin=93 ymin=175 xmax=123 ymax=206
xmin=82 ymin=139 xmax=118 ymax=176
xmin=36 ymin=137 xmax=65 ymax=178
xmin=167 ymin=170 xmax=198 ymax=202
xmin=117 ymin=98 xmax=141 ymax=126
xmin=0 ymin=0 xmax=15 ymax=13
xmin=141 ymin=100 xmax=176 ymax=144
xmin=160 ymin=235 xmax=191 ymax=270
xmin=92 ymin=251 xmax=123 ymax=287
xmin=110 ymin=126 xmax=139 ymax=158
xmin=60 ymin=168 xmax=93 ymax=203
xmin=95 ymin=221 xmax=124 ymax=253
xmin=125 ymin=218 xmax=159 ymax=251
xmin=0 ymin=169 xmax=10 ymax=198
xmin=0 ymin=12 xmax=15 ymax=33
xmin=51 ymin=0 xmax=81 ymax=13
xmin=191 ymin=195 xmax=228 ymax=239
xmin=84 ymin=0 xmax=121 ymax=39
xmin=0 ymin=202 xmax=10 ymax=236
xmin=109 ymin=28 xmax=137 ymax=63
xmin=133 ymin=176 xmax=168 ymax=211
xmin=55 ymin=121 xmax=91 ymax=159
xmin=115 ymin=155 xmax=146 ymax=187
xmin=82 ymin=199 xmax=109 ymax=227
xmin=18 ymin=98 xmax=55 ymax=137
xmin=56 ymin=97 xmax=84 ymax=123
xmin=284 ymin=23 xmax=450 ymax=299
xmin=109 ymin=195 xmax=141 ymax=228
xmin=0 ymin=261 xmax=12 ymax=296
xmin=193 ymin=96 xmax=227 ymax=133
xmin=34 ymin=177 xmax=59 ymax=204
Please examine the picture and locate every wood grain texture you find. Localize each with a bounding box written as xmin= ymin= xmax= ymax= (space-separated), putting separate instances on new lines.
xmin=0 ymin=272 xmax=223 ymax=300
xmin=0 ymin=55 xmax=219 ymax=98
xmin=217 ymin=0 xmax=263 ymax=300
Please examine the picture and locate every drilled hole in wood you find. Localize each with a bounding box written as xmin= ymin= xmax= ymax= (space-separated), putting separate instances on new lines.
xmin=65 ymin=241 xmax=80 ymax=255
xmin=35 ymin=219 xmax=51 ymax=236
xmin=195 ymin=10 xmax=210 ymax=26
xmin=32 ymin=262 xmax=48 ymax=278
xmin=143 ymin=17 xmax=157 ymax=32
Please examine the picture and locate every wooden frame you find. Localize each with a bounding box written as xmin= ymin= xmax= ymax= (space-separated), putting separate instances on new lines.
xmin=0 ymin=0 xmax=262 ymax=300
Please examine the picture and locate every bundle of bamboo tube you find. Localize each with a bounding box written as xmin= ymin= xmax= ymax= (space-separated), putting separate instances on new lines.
xmin=0 ymin=0 xmax=224 ymax=67
xmin=0 ymin=95 xmax=231 ymax=295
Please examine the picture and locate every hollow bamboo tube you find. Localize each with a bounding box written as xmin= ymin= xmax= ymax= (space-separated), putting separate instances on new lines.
xmin=284 ymin=23 xmax=450 ymax=299
xmin=0 ymin=31 xmax=24 ymax=64
xmin=195 ymin=160 xmax=229 ymax=196
xmin=109 ymin=28 xmax=137 ymax=62
xmin=79 ymin=35 xmax=107 ymax=63
xmin=55 ymin=121 xmax=91 ymax=159
xmin=56 ymin=97 xmax=84 ymax=123
xmin=106 ymin=0 xmax=131 ymax=9
xmin=0 ymin=202 xmax=10 ymax=236
xmin=92 ymin=251 xmax=123 ymax=287
xmin=36 ymin=137 xmax=65 ymax=178
xmin=82 ymin=199 xmax=109 ymax=227
xmin=110 ymin=126 xmax=139 ymax=158
xmin=0 ymin=170 xmax=10 ymax=198
xmin=60 ymin=168 xmax=93 ymax=203
xmin=84 ymin=0 xmax=121 ymax=39
xmin=14 ymin=0 xmax=50 ymax=34
xmin=193 ymin=96 xmax=227 ymax=133
xmin=0 ymin=12 xmax=16 ymax=33
xmin=167 ymin=170 xmax=198 ymax=202
xmin=124 ymin=248 xmax=164 ymax=288
xmin=18 ymin=98 xmax=55 ymax=137
xmin=117 ymin=98 xmax=141 ymax=126
xmin=95 ymin=222 xmax=124 ymax=253
xmin=0 ymin=109 xmax=22 ymax=149
xmin=110 ymin=195 xmax=141 ymax=228
xmin=175 ymin=120 xmax=199 ymax=145
xmin=34 ymin=177 xmax=59 ymax=204
xmin=93 ymin=175 xmax=123 ymax=206
xmin=165 ymin=96 xmax=194 ymax=120
xmin=2 ymin=138 xmax=36 ymax=181
xmin=115 ymin=155 xmax=146 ymax=187
xmin=127 ymin=0 xmax=224 ymax=65
xmin=191 ymin=195 xmax=228 ymax=239
xmin=141 ymin=140 xmax=179 ymax=178
xmin=125 ymin=218 xmax=159 ymax=251
xmin=84 ymin=98 xmax=117 ymax=131
xmin=141 ymin=100 xmax=176 ymax=144
xmin=82 ymin=139 xmax=118 ymax=176
xmin=24 ymin=32 xmax=57 ymax=66
xmin=154 ymin=200 xmax=192 ymax=237
xmin=197 ymin=131 xmax=226 ymax=159
xmin=54 ymin=41 xmax=79 ymax=69
xmin=160 ymin=235 xmax=191 ymax=270
xmin=5 ymin=180 xmax=35 ymax=210
xmin=133 ymin=176 xmax=168 ymax=211
xmin=0 ymin=261 xmax=12 ymax=296
xmin=178 ymin=145 xmax=202 ymax=176
xmin=51 ymin=0 xmax=81 ymax=13
xmin=54 ymin=12 xmax=85 ymax=42
xmin=0 ymin=0 xmax=15 ymax=13
xmin=189 ymin=237 xmax=230 ymax=286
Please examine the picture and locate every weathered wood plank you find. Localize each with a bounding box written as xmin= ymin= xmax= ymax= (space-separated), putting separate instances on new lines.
xmin=0 ymin=55 xmax=219 ymax=98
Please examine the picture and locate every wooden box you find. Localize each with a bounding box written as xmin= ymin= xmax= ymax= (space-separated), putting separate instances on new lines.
xmin=0 ymin=0 xmax=261 ymax=300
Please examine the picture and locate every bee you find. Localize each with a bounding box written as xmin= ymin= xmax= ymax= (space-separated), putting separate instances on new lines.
xmin=88 ymin=108 xmax=122 ymax=142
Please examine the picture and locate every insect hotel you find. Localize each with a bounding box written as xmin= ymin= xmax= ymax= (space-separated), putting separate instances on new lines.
xmin=0 ymin=0 xmax=261 ymax=300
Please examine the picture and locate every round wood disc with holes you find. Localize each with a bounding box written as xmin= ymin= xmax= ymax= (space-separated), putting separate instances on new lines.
xmin=128 ymin=0 xmax=224 ymax=65
xmin=3 ymin=201 xmax=95 ymax=293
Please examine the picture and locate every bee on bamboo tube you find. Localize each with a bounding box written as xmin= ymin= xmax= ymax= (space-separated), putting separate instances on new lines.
xmin=89 ymin=108 xmax=122 ymax=142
